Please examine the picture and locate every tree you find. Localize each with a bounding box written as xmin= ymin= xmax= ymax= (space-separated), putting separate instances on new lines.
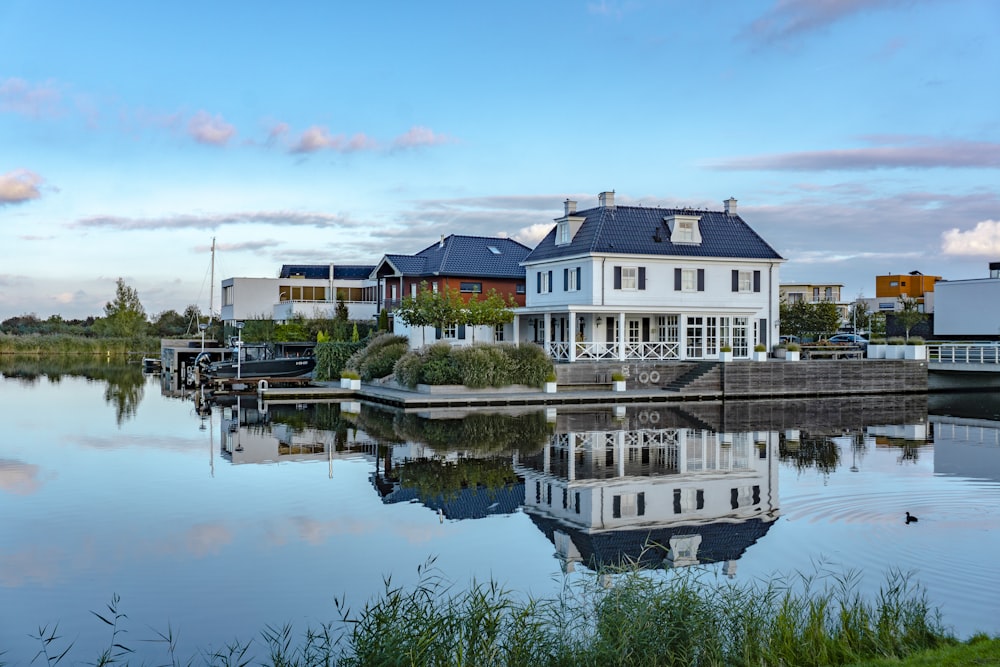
xmin=895 ymin=296 xmax=927 ymax=340
xmin=378 ymin=308 xmax=389 ymax=332
xmin=102 ymin=278 xmax=147 ymax=338
xmin=151 ymin=309 xmax=187 ymax=337
xmin=847 ymin=298 xmax=872 ymax=335
xmin=808 ymin=301 xmax=842 ymax=340
xmin=465 ymin=289 xmax=516 ymax=342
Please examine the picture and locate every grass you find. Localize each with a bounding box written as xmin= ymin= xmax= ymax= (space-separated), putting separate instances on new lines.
xmin=13 ymin=561 xmax=995 ymax=667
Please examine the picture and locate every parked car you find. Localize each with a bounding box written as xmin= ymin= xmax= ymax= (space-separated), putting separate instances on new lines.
xmin=779 ymin=335 xmax=800 ymax=345
xmin=827 ymin=333 xmax=869 ymax=347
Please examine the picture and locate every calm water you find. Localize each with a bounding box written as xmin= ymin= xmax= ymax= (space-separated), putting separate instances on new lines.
xmin=2 ymin=362 xmax=1000 ymax=662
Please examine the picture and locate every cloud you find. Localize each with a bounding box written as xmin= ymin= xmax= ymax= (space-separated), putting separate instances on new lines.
xmin=188 ymin=110 xmax=237 ymax=146
xmin=744 ymin=0 xmax=909 ymax=44
xmin=0 ymin=459 xmax=45 ymax=495
xmin=707 ymin=138 xmax=1000 ymax=171
xmin=290 ymin=126 xmax=379 ymax=153
xmin=0 ymin=77 xmax=62 ymax=117
xmin=942 ymin=220 xmax=1000 ymax=256
xmin=0 ymin=169 xmax=44 ymax=205
xmin=391 ymin=125 xmax=455 ymax=149
xmin=73 ymin=210 xmax=358 ymax=231
xmin=515 ymin=223 xmax=556 ymax=247
xmin=184 ymin=522 xmax=234 ymax=557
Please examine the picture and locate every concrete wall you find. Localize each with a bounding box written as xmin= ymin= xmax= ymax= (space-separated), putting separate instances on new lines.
xmin=934 ymin=278 xmax=1000 ymax=336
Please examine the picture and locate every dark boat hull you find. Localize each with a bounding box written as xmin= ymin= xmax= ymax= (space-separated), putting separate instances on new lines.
xmin=205 ymin=357 xmax=316 ymax=379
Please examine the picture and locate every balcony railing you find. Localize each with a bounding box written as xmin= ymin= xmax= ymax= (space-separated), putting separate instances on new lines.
xmin=546 ymin=340 xmax=682 ymax=362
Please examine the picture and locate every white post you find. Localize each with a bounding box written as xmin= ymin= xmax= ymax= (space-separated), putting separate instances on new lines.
xmin=618 ymin=312 xmax=626 ymax=361
xmin=235 ymin=321 xmax=245 ymax=379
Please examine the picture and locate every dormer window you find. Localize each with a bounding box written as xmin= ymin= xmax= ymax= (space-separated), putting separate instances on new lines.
xmin=557 ymin=221 xmax=571 ymax=245
xmin=666 ymin=214 xmax=702 ymax=244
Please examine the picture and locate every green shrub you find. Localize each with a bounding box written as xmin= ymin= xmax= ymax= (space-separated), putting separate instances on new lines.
xmin=340 ymin=369 xmax=360 ymax=380
xmin=611 ymin=371 xmax=626 ymax=381
xmin=908 ymin=336 xmax=925 ymax=345
xmin=870 ymin=337 xmax=887 ymax=344
xmin=786 ymin=342 xmax=802 ymax=351
xmin=505 ymin=342 xmax=553 ymax=388
xmin=754 ymin=343 xmax=767 ymax=352
xmin=888 ymin=336 xmax=906 ymax=345
xmin=344 ymin=333 xmax=410 ymax=381
xmin=393 ymin=351 xmax=424 ymax=388
xmin=314 ymin=341 xmax=365 ymax=381
xmin=720 ymin=344 xmax=732 ymax=353
xmin=455 ymin=344 xmax=511 ymax=388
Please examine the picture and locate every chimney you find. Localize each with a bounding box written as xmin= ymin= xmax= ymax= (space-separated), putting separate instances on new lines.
xmin=598 ymin=190 xmax=615 ymax=208
xmin=724 ymin=197 xmax=737 ymax=216
xmin=439 ymin=234 xmax=445 ymax=248
xmin=564 ymin=199 xmax=577 ymax=215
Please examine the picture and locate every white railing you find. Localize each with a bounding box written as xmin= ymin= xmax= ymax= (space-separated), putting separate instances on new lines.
xmin=929 ymin=344 xmax=1000 ymax=365
xmin=546 ymin=340 xmax=682 ymax=361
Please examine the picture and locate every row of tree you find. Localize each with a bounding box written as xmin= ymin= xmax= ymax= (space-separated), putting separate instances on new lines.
xmin=394 ymin=283 xmax=516 ymax=346
xmin=780 ymin=296 xmax=927 ymax=341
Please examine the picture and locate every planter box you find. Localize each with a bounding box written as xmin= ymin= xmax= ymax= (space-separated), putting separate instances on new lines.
xmin=885 ymin=346 xmax=905 ymax=360
xmin=904 ymin=345 xmax=927 ymax=360
xmin=544 ymin=381 xmax=557 ymax=394
xmin=340 ymin=377 xmax=361 ymax=390
xmin=752 ymin=351 xmax=768 ymax=362
xmin=613 ymin=380 xmax=627 ymax=392
xmin=785 ymin=351 xmax=800 ymax=361
xmin=719 ymin=351 xmax=733 ymax=362
xmin=867 ymin=344 xmax=886 ymax=359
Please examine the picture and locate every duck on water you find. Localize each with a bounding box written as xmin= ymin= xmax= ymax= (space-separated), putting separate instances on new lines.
xmin=906 ymin=512 xmax=919 ymax=524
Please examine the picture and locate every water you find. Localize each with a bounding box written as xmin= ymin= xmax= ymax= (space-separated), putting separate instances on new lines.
xmin=2 ymin=362 xmax=999 ymax=662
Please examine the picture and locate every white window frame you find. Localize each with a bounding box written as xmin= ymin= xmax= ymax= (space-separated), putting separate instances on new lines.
xmin=443 ymin=323 xmax=457 ymax=339
xmin=540 ymin=271 xmax=551 ymax=293
xmin=557 ymin=221 xmax=571 ymax=245
xmin=738 ymin=271 xmax=752 ymax=293
xmin=676 ymin=220 xmax=694 ymax=242
xmin=567 ymin=267 xmax=579 ymax=291
xmin=621 ymin=267 xmax=638 ymax=290
xmin=681 ymin=269 xmax=697 ymax=292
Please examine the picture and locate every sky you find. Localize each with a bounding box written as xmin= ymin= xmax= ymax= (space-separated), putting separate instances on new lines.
xmin=2 ymin=0 xmax=999 ymax=321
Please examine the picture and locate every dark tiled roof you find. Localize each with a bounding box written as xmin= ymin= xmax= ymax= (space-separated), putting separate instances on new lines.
xmin=528 ymin=512 xmax=775 ymax=569
xmin=522 ymin=205 xmax=783 ymax=263
xmin=379 ymin=482 xmax=525 ymax=520
xmin=381 ymin=235 xmax=531 ymax=279
xmin=278 ymin=264 xmax=375 ymax=280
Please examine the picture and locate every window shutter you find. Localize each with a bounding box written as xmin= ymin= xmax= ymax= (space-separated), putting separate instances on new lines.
xmin=458 ymin=324 xmax=466 ymax=340
xmin=637 ymin=492 xmax=645 ymax=516
xmin=614 ymin=266 xmax=622 ymax=289
xmin=731 ymin=488 xmax=739 ymax=510
xmin=732 ymin=270 xmax=739 ymax=292
xmin=575 ymin=267 xmax=581 ymax=291
xmin=638 ymin=267 xmax=646 ymax=290
xmin=563 ymin=268 xmax=568 ymax=291
xmin=435 ymin=327 xmax=442 ymax=340
xmin=674 ymin=268 xmax=682 ymax=291
xmin=547 ymin=271 xmax=553 ymax=293
xmin=612 ymin=495 xmax=621 ymax=519
xmin=753 ymin=270 xmax=761 ymax=292
xmin=536 ymin=271 xmax=541 ymax=293
xmin=697 ymin=269 xmax=705 ymax=291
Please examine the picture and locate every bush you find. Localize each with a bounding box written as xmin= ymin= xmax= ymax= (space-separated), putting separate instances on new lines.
xmin=908 ymin=336 xmax=925 ymax=345
xmin=391 ymin=342 xmax=553 ymax=389
xmin=611 ymin=371 xmax=626 ymax=381
xmin=314 ymin=341 xmax=365 ymax=381
xmin=888 ymin=336 xmax=906 ymax=345
xmin=345 ymin=333 xmax=410 ymax=381
xmin=340 ymin=369 xmax=360 ymax=380
xmin=870 ymin=337 xmax=887 ymax=344
xmin=786 ymin=342 xmax=801 ymax=351
xmin=754 ymin=343 xmax=767 ymax=352
xmin=455 ymin=344 xmax=511 ymax=388
xmin=393 ymin=351 xmax=425 ymax=388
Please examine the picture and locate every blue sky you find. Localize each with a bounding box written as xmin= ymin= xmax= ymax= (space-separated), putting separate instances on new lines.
xmin=2 ymin=0 xmax=998 ymax=321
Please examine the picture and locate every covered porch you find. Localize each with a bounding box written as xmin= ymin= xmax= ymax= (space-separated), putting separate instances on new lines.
xmin=516 ymin=308 xmax=763 ymax=362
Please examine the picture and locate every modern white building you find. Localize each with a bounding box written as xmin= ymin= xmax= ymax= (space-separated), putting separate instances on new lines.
xmin=517 ymin=192 xmax=785 ymax=361
xmin=933 ymin=261 xmax=1000 ymax=337
xmin=219 ymin=264 xmax=378 ymax=325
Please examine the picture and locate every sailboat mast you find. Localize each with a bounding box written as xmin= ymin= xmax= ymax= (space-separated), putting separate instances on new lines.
xmin=209 ymin=237 xmax=216 ymax=323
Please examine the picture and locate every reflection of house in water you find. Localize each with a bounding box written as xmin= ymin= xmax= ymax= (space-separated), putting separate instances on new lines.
xmin=517 ymin=406 xmax=779 ymax=572
xmin=370 ymin=441 xmax=524 ymax=520
xmin=218 ymin=397 xmax=378 ymax=467
xmin=930 ymin=416 xmax=1000 ymax=482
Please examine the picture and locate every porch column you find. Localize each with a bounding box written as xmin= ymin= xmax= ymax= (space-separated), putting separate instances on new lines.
xmin=568 ymin=433 xmax=576 ymax=482
xmin=512 ymin=315 xmax=520 ymax=347
xmin=618 ymin=311 xmax=626 ymax=361
xmin=569 ymin=311 xmax=577 ymax=362
xmin=678 ymin=314 xmax=687 ymax=361
xmin=543 ymin=312 xmax=552 ymax=354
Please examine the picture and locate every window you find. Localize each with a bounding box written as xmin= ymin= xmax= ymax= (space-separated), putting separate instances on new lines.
xmin=222 ymin=285 xmax=233 ymax=306
xmin=738 ymin=271 xmax=752 ymax=292
xmin=825 ymin=287 xmax=833 ymax=300
xmin=487 ymin=245 xmax=501 ymax=255
xmin=621 ymin=267 xmax=637 ymax=290
xmin=557 ymin=221 xmax=571 ymax=244
xmin=516 ymin=283 xmax=526 ymax=294
xmin=494 ymin=324 xmax=505 ymax=342
xmin=443 ymin=323 xmax=457 ymax=338
xmin=890 ymin=281 xmax=899 ymax=287
xmin=676 ymin=219 xmax=694 ymax=242
xmin=813 ymin=287 xmax=820 ymax=301
xmin=612 ymin=492 xmax=645 ymax=518
xmin=682 ymin=269 xmax=697 ymax=291
xmin=538 ymin=270 xmax=552 ymax=293
xmin=564 ymin=266 xmax=580 ymax=291
xmin=432 ymin=281 xmax=438 ymax=293
xmin=460 ymin=282 xmax=482 ymax=294
xmin=410 ymin=283 xmax=417 ymax=297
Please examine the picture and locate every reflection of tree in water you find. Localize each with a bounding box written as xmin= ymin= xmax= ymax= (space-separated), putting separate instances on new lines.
xmin=398 ymin=456 xmax=519 ymax=501
xmin=1 ymin=357 xmax=147 ymax=425
xmin=352 ymin=405 xmax=551 ymax=455
xmin=102 ymin=365 xmax=146 ymax=425
xmin=778 ymin=432 xmax=841 ymax=475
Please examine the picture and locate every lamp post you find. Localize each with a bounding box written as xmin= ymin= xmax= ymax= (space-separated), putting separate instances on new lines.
xmin=199 ymin=322 xmax=208 ymax=353
xmin=235 ymin=322 xmax=245 ymax=379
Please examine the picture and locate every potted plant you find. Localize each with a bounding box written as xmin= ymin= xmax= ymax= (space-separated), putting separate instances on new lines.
xmin=753 ymin=343 xmax=768 ymax=362
xmin=785 ymin=342 xmax=801 ymax=361
xmin=904 ymin=335 xmax=926 ymax=360
xmin=543 ymin=371 xmax=558 ymax=394
xmin=867 ymin=337 xmax=887 ymax=359
xmin=719 ymin=343 xmax=733 ymax=362
xmin=340 ymin=369 xmax=361 ymax=390
xmin=611 ymin=371 xmax=627 ymax=392
xmin=886 ymin=336 xmax=906 ymax=359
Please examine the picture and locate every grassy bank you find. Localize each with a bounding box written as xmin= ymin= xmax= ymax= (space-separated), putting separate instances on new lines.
xmin=0 ymin=332 xmax=160 ymax=356
xmin=15 ymin=565 xmax=992 ymax=666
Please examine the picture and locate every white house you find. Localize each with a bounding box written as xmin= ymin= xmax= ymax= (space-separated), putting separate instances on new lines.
xmin=517 ymin=192 xmax=785 ymax=361
xmin=220 ymin=264 xmax=378 ymax=325
xmin=933 ymin=261 xmax=1000 ymax=337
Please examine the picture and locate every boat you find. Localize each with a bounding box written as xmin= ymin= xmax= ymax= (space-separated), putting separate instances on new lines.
xmin=142 ymin=357 xmax=162 ymax=373
xmin=195 ymin=341 xmax=316 ymax=381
